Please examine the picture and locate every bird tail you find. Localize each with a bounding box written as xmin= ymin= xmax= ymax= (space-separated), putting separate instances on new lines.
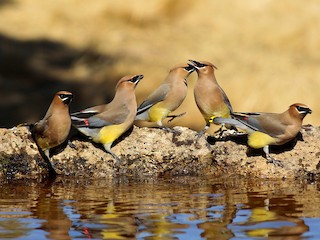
xmin=135 ymin=110 xmax=149 ymax=121
xmin=71 ymin=116 xmax=90 ymax=128
xmin=213 ymin=117 xmax=254 ymax=133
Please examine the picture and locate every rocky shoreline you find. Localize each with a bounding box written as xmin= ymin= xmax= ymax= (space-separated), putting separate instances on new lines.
xmin=0 ymin=125 xmax=319 ymax=180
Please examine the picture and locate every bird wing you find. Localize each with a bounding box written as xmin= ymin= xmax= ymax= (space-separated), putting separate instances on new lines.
xmin=213 ymin=117 xmax=252 ymax=132
xmin=32 ymin=111 xmax=53 ymax=138
xmin=232 ymin=112 xmax=286 ymax=137
xmin=220 ymin=87 xmax=233 ymax=113
xmin=72 ymin=104 xmax=129 ymax=128
xmin=71 ymin=104 xmax=109 ymax=119
xmin=137 ymin=84 xmax=170 ymax=115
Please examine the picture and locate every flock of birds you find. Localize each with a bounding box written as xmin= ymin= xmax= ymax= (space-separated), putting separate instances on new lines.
xmin=29 ymin=60 xmax=312 ymax=174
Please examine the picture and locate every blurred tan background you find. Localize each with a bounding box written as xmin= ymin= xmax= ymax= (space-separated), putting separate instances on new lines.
xmin=0 ymin=0 xmax=319 ymax=130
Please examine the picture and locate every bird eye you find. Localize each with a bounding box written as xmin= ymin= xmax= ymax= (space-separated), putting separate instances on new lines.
xmin=58 ymin=93 xmax=73 ymax=104
xmin=296 ymin=106 xmax=311 ymax=114
xmin=59 ymin=94 xmax=68 ymax=99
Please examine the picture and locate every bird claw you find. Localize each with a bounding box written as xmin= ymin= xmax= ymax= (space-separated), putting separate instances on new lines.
xmin=68 ymin=140 xmax=76 ymax=149
xmin=195 ymin=129 xmax=207 ymax=140
xmin=109 ymin=151 xmax=122 ymax=166
xmin=161 ymin=126 xmax=179 ymax=133
xmin=266 ymin=155 xmax=284 ymax=168
xmin=214 ymin=127 xmax=227 ymax=139
xmin=167 ymin=112 xmax=186 ymax=123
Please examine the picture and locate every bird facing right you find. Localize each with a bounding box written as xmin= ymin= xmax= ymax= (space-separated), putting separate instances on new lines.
xmin=71 ymin=75 xmax=143 ymax=164
xmin=32 ymin=91 xmax=73 ymax=174
xmin=213 ymin=103 xmax=312 ymax=166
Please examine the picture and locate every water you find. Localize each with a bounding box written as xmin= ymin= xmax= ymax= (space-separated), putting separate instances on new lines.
xmin=0 ymin=176 xmax=319 ymax=239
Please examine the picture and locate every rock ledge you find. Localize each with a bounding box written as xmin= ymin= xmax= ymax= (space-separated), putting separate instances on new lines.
xmin=0 ymin=125 xmax=319 ymax=179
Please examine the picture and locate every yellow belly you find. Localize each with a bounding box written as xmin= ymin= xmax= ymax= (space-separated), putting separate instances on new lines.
xmin=248 ymin=131 xmax=276 ymax=149
xmin=149 ymin=104 xmax=170 ymax=123
xmin=95 ymin=124 xmax=126 ymax=145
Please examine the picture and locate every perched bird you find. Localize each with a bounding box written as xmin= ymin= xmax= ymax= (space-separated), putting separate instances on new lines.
xmin=135 ymin=63 xmax=195 ymax=131
xmin=32 ymin=91 xmax=73 ymax=173
xmin=71 ymin=75 xmax=143 ymax=163
xmin=213 ymin=103 xmax=312 ymax=166
xmin=189 ymin=60 xmax=233 ymax=138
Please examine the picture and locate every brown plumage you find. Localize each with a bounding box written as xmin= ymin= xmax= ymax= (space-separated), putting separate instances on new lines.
xmin=135 ymin=63 xmax=195 ymax=131
xmin=33 ymin=91 xmax=73 ymax=164
xmin=71 ymin=75 xmax=143 ymax=163
xmin=214 ymin=103 xmax=312 ymax=166
xmin=189 ymin=60 xmax=233 ymax=137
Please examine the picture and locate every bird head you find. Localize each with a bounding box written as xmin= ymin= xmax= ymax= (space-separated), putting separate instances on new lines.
xmin=169 ymin=63 xmax=196 ymax=81
xmin=116 ymin=74 xmax=144 ymax=89
xmin=56 ymin=91 xmax=73 ymax=105
xmin=188 ymin=60 xmax=218 ymax=73
xmin=184 ymin=64 xmax=196 ymax=77
xmin=289 ymin=103 xmax=312 ymax=120
xmin=129 ymin=74 xmax=144 ymax=85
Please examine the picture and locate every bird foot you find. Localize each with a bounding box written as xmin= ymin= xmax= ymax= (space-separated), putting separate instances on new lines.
xmin=195 ymin=130 xmax=206 ymax=140
xmin=214 ymin=128 xmax=227 ymax=139
xmin=48 ymin=161 xmax=62 ymax=175
xmin=167 ymin=112 xmax=186 ymax=123
xmin=108 ymin=151 xmax=122 ymax=167
xmin=266 ymin=156 xmax=284 ymax=168
xmin=161 ymin=126 xmax=179 ymax=133
xmin=68 ymin=140 xmax=76 ymax=149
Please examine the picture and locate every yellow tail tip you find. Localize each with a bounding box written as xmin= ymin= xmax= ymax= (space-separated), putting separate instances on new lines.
xmin=209 ymin=116 xmax=216 ymax=123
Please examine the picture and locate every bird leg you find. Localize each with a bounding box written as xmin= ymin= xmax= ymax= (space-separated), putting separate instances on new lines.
xmin=195 ymin=125 xmax=209 ymax=140
xmin=167 ymin=112 xmax=186 ymax=123
xmin=214 ymin=125 xmax=228 ymax=139
xmin=103 ymin=143 xmax=122 ymax=166
xmin=263 ymin=146 xmax=284 ymax=167
xmin=109 ymin=151 xmax=122 ymax=166
xmin=214 ymin=124 xmax=240 ymax=139
xmin=42 ymin=149 xmax=61 ymax=175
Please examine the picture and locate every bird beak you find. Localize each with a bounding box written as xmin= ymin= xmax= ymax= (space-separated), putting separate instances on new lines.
xmin=130 ymin=74 xmax=144 ymax=85
xmin=306 ymin=108 xmax=312 ymax=114
xmin=188 ymin=59 xmax=203 ymax=69
xmin=185 ymin=64 xmax=195 ymax=72
xmin=297 ymin=106 xmax=312 ymax=115
xmin=184 ymin=64 xmax=196 ymax=77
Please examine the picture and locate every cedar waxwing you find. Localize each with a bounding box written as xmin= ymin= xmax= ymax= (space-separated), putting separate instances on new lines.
xmin=213 ymin=103 xmax=312 ymax=166
xmin=71 ymin=74 xmax=143 ymax=163
xmin=189 ymin=60 xmax=233 ymax=137
xmin=135 ymin=63 xmax=195 ymax=131
xmin=32 ymin=91 xmax=73 ymax=172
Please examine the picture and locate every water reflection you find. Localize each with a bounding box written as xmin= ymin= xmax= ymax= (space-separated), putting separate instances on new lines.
xmin=0 ymin=177 xmax=319 ymax=239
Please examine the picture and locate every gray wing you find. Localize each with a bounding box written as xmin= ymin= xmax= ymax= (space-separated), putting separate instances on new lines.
xmin=230 ymin=112 xmax=286 ymax=136
xmin=220 ymin=86 xmax=233 ymax=113
xmin=71 ymin=104 xmax=109 ymax=119
xmin=86 ymin=104 xmax=129 ymax=128
xmin=137 ymin=84 xmax=170 ymax=115
xmin=72 ymin=104 xmax=129 ymax=128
